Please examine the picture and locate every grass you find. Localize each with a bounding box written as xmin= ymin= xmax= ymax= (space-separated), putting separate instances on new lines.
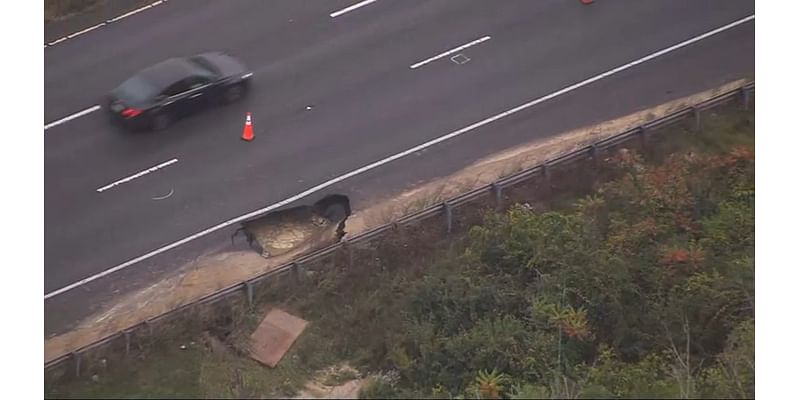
xmin=648 ymin=103 xmax=755 ymax=163
xmin=46 ymin=319 xmax=343 ymax=398
xmin=47 ymin=342 xmax=204 ymax=398
xmin=45 ymin=101 xmax=754 ymax=399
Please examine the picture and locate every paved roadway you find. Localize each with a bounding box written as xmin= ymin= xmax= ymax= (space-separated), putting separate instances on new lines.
xmin=45 ymin=0 xmax=754 ymax=331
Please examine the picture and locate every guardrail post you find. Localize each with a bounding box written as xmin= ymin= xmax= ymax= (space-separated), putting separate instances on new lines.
xmin=244 ymin=281 xmax=254 ymax=306
xmin=741 ymin=87 xmax=750 ymax=110
xmin=590 ymin=145 xmax=600 ymax=167
xmin=349 ymin=244 xmax=354 ymax=269
xmin=543 ymin=163 xmax=550 ymax=183
xmin=638 ymin=126 xmax=648 ymax=148
xmin=693 ymin=107 xmax=702 ymax=133
xmin=491 ymin=183 xmax=503 ymax=210
xmin=443 ymin=202 xmax=453 ymax=234
xmin=144 ymin=320 xmax=153 ymax=337
xmin=341 ymin=239 xmax=353 ymax=269
xmin=124 ymin=331 xmax=131 ymax=356
xmin=72 ymin=352 xmax=81 ymax=378
xmin=542 ymin=163 xmax=552 ymax=197
xmin=292 ymin=262 xmax=301 ymax=283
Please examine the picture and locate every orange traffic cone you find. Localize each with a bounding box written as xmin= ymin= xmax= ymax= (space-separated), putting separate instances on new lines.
xmin=241 ymin=112 xmax=254 ymax=141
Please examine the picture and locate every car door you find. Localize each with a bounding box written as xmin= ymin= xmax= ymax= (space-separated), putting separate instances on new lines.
xmin=158 ymin=80 xmax=192 ymax=118
xmin=182 ymin=75 xmax=214 ymax=112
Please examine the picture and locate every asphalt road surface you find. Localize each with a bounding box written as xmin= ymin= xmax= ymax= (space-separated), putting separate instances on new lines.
xmin=45 ymin=0 xmax=755 ymax=330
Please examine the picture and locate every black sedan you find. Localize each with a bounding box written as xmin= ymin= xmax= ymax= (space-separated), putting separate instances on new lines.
xmin=106 ymin=52 xmax=253 ymax=131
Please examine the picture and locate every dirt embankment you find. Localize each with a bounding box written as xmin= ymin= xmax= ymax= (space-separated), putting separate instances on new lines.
xmin=44 ymin=78 xmax=748 ymax=364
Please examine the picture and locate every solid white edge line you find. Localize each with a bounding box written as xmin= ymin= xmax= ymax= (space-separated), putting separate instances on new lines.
xmin=43 ymin=14 xmax=755 ymax=300
xmin=96 ymin=159 xmax=179 ymax=193
xmin=108 ymin=4 xmax=153 ymax=23
xmin=44 ymin=105 xmax=101 ymax=131
xmin=330 ymin=0 xmax=379 ymax=18
xmin=47 ymin=37 xmax=68 ymax=46
xmin=410 ymin=35 xmax=492 ymax=69
xmin=44 ymin=0 xmax=168 ymax=48
xmin=66 ymin=22 xmax=106 ymax=39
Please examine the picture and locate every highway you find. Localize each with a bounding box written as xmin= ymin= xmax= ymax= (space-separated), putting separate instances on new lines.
xmin=45 ymin=0 xmax=754 ymax=332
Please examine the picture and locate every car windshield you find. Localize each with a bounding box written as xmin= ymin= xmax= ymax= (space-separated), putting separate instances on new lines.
xmin=189 ymin=56 xmax=220 ymax=76
xmin=112 ymin=75 xmax=159 ymax=106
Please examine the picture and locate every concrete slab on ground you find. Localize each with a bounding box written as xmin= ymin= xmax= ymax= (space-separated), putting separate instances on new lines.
xmin=250 ymin=309 xmax=308 ymax=368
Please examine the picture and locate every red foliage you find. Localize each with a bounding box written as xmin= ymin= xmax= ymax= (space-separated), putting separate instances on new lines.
xmin=673 ymin=212 xmax=698 ymax=234
xmin=729 ymin=145 xmax=755 ymax=162
xmin=659 ymin=247 xmax=705 ymax=273
xmin=559 ymin=320 xmax=592 ymax=340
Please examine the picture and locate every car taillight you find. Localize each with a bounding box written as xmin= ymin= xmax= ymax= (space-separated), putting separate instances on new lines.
xmin=121 ymin=108 xmax=142 ymax=118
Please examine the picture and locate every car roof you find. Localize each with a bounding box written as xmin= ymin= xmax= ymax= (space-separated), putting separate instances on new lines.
xmin=137 ymin=58 xmax=203 ymax=89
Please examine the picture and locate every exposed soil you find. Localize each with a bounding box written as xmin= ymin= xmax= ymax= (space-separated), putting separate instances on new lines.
xmin=294 ymin=365 xmax=365 ymax=399
xmin=242 ymin=194 xmax=351 ymax=258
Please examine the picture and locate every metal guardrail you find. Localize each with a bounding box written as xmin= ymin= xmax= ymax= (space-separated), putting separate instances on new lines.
xmin=44 ymin=82 xmax=755 ymax=376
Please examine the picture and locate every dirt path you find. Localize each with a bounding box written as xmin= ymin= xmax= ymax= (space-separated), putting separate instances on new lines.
xmin=294 ymin=365 xmax=365 ymax=399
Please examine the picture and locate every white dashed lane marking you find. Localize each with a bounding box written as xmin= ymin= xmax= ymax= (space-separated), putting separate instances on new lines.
xmin=44 ymin=105 xmax=101 ymax=131
xmin=330 ymin=0 xmax=380 ymax=18
xmin=410 ymin=35 xmax=491 ymax=69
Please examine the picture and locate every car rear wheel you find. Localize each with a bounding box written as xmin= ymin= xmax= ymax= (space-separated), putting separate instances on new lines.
xmin=151 ymin=112 xmax=172 ymax=131
xmin=222 ymin=84 xmax=244 ymax=104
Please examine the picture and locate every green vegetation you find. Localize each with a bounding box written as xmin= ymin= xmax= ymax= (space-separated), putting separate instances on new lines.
xmin=46 ymin=106 xmax=754 ymax=399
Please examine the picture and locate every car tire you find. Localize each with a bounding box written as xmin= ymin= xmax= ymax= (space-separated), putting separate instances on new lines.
xmin=151 ymin=112 xmax=172 ymax=131
xmin=222 ymin=84 xmax=245 ymax=104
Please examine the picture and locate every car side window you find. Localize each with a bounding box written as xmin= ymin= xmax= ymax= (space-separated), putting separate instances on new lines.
xmin=187 ymin=76 xmax=210 ymax=89
xmin=162 ymin=80 xmax=189 ymax=97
